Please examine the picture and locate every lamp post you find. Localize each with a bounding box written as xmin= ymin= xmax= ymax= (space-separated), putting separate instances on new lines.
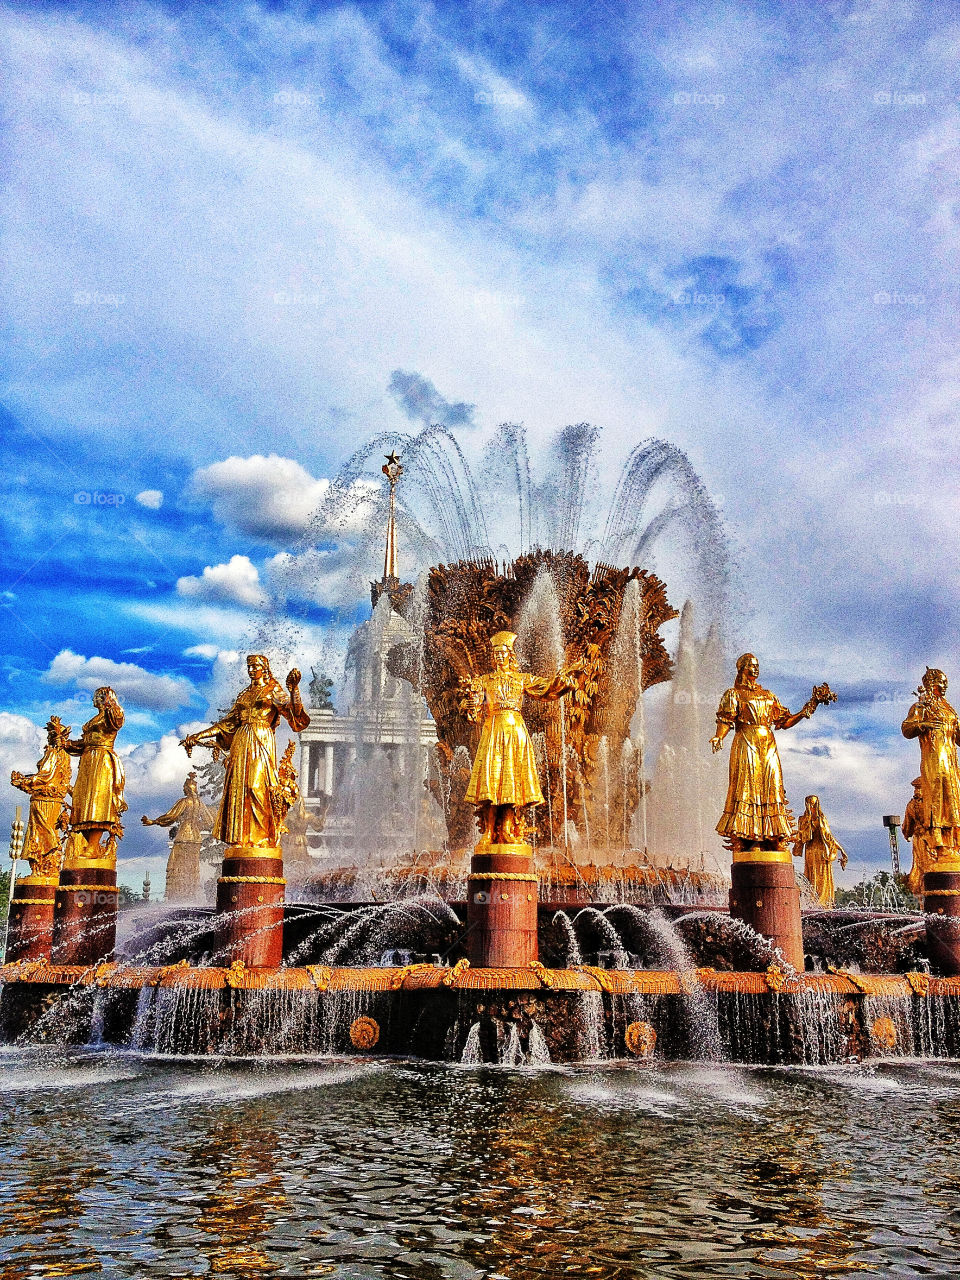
xmin=2 ymin=806 xmax=24 ymax=963
xmin=882 ymin=814 xmax=902 ymax=876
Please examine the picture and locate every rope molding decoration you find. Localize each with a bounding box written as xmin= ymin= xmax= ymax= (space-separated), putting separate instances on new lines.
xmin=10 ymin=898 xmax=57 ymax=906
xmin=467 ymin=872 xmax=538 ymax=883
xmin=217 ymin=876 xmax=286 ymax=885
xmin=56 ymin=884 xmax=118 ymax=894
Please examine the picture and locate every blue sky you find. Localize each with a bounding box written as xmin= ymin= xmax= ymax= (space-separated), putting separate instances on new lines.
xmin=2 ymin=0 xmax=959 ymax=886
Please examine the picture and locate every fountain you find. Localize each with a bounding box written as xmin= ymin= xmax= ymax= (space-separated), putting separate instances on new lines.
xmin=3 ymin=425 xmax=960 ymax=1066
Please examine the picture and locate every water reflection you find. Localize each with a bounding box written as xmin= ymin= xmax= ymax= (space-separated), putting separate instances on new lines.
xmin=1 ymin=1056 xmax=960 ymax=1279
xmin=187 ymin=1118 xmax=287 ymax=1276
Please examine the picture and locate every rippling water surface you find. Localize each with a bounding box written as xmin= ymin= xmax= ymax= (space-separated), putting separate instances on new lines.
xmin=1 ymin=1050 xmax=960 ymax=1278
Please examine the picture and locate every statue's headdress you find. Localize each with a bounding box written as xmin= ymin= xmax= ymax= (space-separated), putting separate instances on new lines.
xmin=490 ymin=631 xmax=517 ymax=650
xmin=44 ymin=715 xmax=70 ymax=740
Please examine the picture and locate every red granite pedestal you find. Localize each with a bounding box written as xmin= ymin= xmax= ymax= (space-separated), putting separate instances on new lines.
xmin=4 ymin=876 xmax=57 ymax=962
xmin=215 ymin=846 xmax=285 ymax=968
xmin=51 ymin=865 xmax=118 ymax=967
xmin=729 ymin=848 xmax=805 ymax=972
xmin=466 ymin=842 xmax=539 ymax=968
xmin=924 ymin=863 xmax=960 ymax=976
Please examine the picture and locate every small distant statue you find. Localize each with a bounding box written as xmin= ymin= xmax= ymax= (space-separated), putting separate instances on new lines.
xmin=901 ymin=776 xmax=931 ymax=898
xmin=793 ymin=795 xmax=847 ymax=907
xmin=901 ymin=668 xmax=960 ymax=861
xmin=461 ymin=630 xmax=579 ymax=847
xmin=10 ymin=715 xmax=73 ymax=881
xmin=141 ymin=772 xmax=218 ymax=903
xmin=710 ymin=653 xmax=836 ymax=853
xmin=308 ymin=667 xmax=335 ymax=711
xmin=180 ymin=655 xmax=310 ymax=851
xmin=281 ymin=791 xmax=328 ymax=878
xmin=63 ymin=687 xmax=127 ymax=865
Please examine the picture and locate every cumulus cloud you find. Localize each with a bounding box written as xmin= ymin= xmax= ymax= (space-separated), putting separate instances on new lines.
xmin=42 ymin=650 xmax=194 ymax=711
xmin=135 ymin=489 xmax=163 ymax=508
xmin=0 ymin=713 xmax=46 ymax=787
xmin=189 ymin=456 xmax=329 ymax=543
xmin=176 ymin=554 xmax=268 ymax=609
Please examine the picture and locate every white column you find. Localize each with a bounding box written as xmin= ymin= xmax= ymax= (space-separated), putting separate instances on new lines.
xmin=324 ymin=743 xmax=334 ymax=797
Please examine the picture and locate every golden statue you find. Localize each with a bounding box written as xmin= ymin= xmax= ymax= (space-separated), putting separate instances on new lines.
xmin=142 ymin=772 xmax=217 ymax=903
xmin=281 ymin=791 xmax=327 ymax=879
xmin=63 ymin=687 xmax=127 ymax=868
xmin=462 ymin=631 xmax=577 ymax=846
xmin=10 ymin=716 xmax=73 ymax=881
xmin=901 ymin=776 xmax=931 ymax=897
xmin=901 ymin=668 xmax=960 ymax=861
xmin=710 ymin=653 xmax=836 ymax=852
xmin=180 ymin=655 xmax=310 ymax=851
xmin=793 ymin=794 xmax=847 ymax=907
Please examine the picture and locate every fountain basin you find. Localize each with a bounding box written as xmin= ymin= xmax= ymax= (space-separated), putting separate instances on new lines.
xmin=2 ymin=960 xmax=957 ymax=1065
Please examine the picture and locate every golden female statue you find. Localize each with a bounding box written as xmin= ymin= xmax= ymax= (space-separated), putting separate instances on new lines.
xmin=462 ymin=631 xmax=576 ymax=846
xmin=64 ymin=687 xmax=127 ymax=865
xmin=142 ymin=772 xmax=218 ymax=902
xmin=901 ymin=776 xmax=930 ymax=897
xmin=794 ymin=795 xmax=847 ymax=907
xmin=710 ymin=653 xmax=835 ymax=852
xmin=11 ymin=716 xmax=73 ymax=880
xmin=180 ymin=655 xmax=309 ymax=850
xmin=901 ymin=668 xmax=960 ymax=856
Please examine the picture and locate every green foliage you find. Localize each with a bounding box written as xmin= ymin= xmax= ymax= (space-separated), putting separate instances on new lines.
xmin=835 ymin=870 xmax=920 ymax=912
xmin=0 ymin=869 xmax=8 ymax=922
xmin=116 ymin=883 xmax=142 ymax=908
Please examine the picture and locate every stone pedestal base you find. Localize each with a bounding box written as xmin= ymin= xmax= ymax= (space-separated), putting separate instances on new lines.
xmin=467 ymin=843 xmax=538 ymax=968
xmin=924 ymin=866 xmax=960 ymax=976
xmin=215 ymin=847 xmax=285 ymax=968
xmin=729 ymin=850 xmax=804 ymax=972
xmin=164 ymin=841 xmax=202 ymax=904
xmin=52 ymin=866 xmax=118 ymax=966
xmin=5 ymin=875 xmax=57 ymax=962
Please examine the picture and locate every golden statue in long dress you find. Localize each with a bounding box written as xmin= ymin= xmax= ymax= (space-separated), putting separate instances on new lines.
xmin=63 ymin=687 xmax=127 ymax=866
xmin=462 ymin=631 xmax=577 ymax=845
xmin=901 ymin=776 xmax=931 ymax=897
xmin=901 ymin=668 xmax=960 ymax=858
xmin=10 ymin=716 xmax=73 ymax=881
xmin=793 ymin=794 xmax=847 ymax=907
xmin=180 ymin=655 xmax=310 ymax=850
xmin=710 ymin=653 xmax=835 ymax=852
xmin=142 ymin=772 xmax=218 ymax=902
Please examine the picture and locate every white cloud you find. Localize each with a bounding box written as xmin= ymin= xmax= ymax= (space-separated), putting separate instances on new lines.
xmin=190 ymin=456 xmax=330 ymax=542
xmin=0 ymin=713 xmax=47 ymax=792
xmin=135 ymin=488 xmax=163 ymax=508
xmin=176 ymin=554 xmax=268 ymax=609
xmin=42 ymin=649 xmax=194 ymax=711
xmin=183 ymin=643 xmax=219 ymax=659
